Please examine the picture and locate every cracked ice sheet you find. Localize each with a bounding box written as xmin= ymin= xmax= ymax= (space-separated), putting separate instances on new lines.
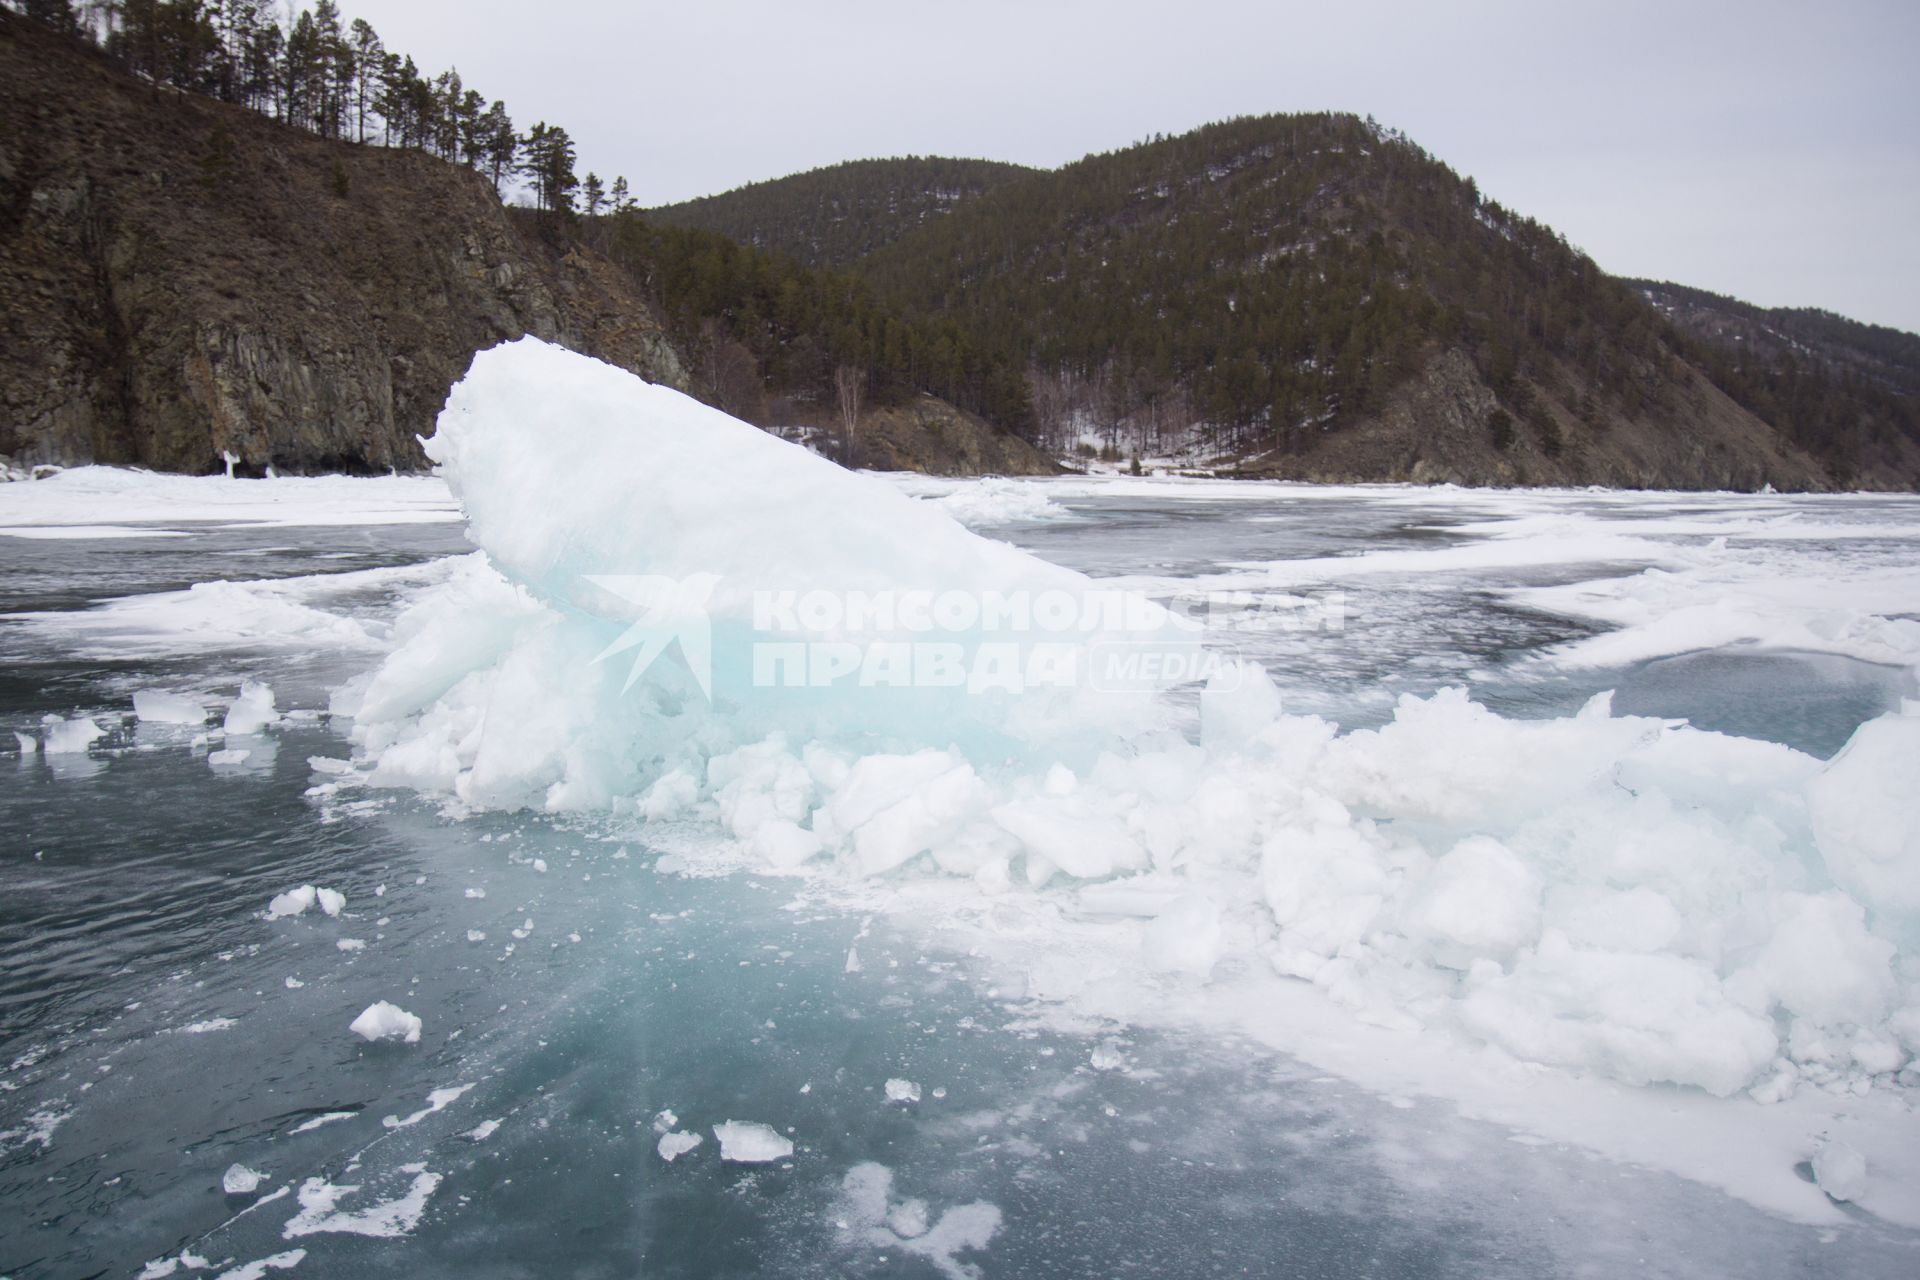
xmin=8 ymin=557 xmax=465 ymax=660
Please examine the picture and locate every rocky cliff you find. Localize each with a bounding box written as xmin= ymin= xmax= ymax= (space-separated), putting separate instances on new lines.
xmin=1236 ymin=347 xmax=1823 ymax=489
xmin=0 ymin=12 xmax=683 ymax=475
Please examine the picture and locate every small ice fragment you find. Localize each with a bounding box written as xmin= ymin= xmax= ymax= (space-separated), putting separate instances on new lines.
xmin=266 ymin=886 xmax=316 ymax=919
xmin=284 ymin=976 xmax=304 ymax=989
xmin=712 ymin=1120 xmax=793 ymax=1163
xmin=44 ymin=717 xmax=105 ymax=754
xmin=465 ymin=930 xmax=487 ymax=943
xmin=532 ymin=859 xmax=547 ymax=873
xmin=178 ymin=1018 xmax=236 ymax=1033
xmin=657 ymin=1131 xmax=703 ymax=1162
xmin=208 ymin=747 xmax=251 ymax=767
xmin=884 ymin=1078 xmax=922 ymax=1104
xmin=467 ymin=1119 xmax=500 ymax=1141
xmin=315 ymin=888 xmax=346 ymax=917
xmin=349 ymin=1001 xmax=421 ymax=1044
xmin=223 ymin=1163 xmax=267 ymax=1195
xmin=845 ymin=945 xmax=862 ymax=974
xmin=13 ymin=731 xmax=34 ymax=755
xmin=134 ymin=690 xmax=208 ymax=725
xmin=223 ymin=681 xmax=277 ymax=735
xmin=1813 ymin=1140 xmax=1868 ymax=1202
xmin=1089 ymin=1042 xmax=1127 ymax=1071
xmin=653 ymin=1109 xmax=679 ymax=1133
xmin=308 ymin=756 xmax=354 ymax=775
xmin=465 ymin=887 xmax=486 ymax=899
xmin=336 ymin=938 xmax=366 ymax=952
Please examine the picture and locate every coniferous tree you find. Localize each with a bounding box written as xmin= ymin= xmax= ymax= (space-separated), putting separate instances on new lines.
xmin=481 ymin=100 xmax=516 ymax=193
xmin=519 ymin=122 xmax=577 ymax=214
xmin=346 ymin=15 xmax=379 ymax=140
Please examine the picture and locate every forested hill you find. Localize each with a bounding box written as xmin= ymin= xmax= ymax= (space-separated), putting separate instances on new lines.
xmin=645 ymin=157 xmax=1039 ymax=270
xmin=0 ymin=8 xmax=684 ymax=473
xmin=654 ymin=115 xmax=1920 ymax=491
xmin=0 ymin=7 xmax=1052 ymax=476
xmin=1632 ymin=281 xmax=1920 ymax=485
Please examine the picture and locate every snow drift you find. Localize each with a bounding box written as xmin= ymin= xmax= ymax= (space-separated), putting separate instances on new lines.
xmin=345 ymin=338 xmax=1918 ymax=1105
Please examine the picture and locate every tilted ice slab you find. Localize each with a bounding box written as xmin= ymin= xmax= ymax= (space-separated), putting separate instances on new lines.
xmin=344 ymin=339 xmax=1920 ymax=1224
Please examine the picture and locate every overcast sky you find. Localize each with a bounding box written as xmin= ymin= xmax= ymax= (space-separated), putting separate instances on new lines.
xmin=346 ymin=0 xmax=1920 ymax=333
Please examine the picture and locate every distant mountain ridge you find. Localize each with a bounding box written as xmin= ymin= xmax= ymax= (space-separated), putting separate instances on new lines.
xmin=649 ymin=119 xmax=1920 ymax=491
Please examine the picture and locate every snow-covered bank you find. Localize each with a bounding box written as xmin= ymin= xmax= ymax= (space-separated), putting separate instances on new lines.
xmin=0 ymin=465 xmax=456 ymax=533
xmin=306 ymin=339 xmax=1920 ymax=1228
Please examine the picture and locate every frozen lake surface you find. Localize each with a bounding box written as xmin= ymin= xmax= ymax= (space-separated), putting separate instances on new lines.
xmin=5 ymin=446 xmax=1920 ymax=1275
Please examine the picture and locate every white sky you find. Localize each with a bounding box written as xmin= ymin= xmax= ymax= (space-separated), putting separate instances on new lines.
xmin=343 ymin=0 xmax=1920 ymax=333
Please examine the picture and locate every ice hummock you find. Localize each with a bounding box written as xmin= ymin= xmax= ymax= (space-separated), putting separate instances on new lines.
xmin=343 ymin=339 xmax=1917 ymax=1113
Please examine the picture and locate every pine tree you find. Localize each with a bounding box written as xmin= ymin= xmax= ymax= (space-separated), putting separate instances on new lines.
xmin=481 ymin=100 xmax=515 ymax=194
xmin=582 ymin=172 xmax=605 ymax=217
xmin=518 ymin=121 xmax=577 ymax=214
xmin=346 ymin=16 xmax=381 ymax=141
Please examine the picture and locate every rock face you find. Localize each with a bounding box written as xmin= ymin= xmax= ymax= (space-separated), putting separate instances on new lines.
xmin=0 ymin=14 xmax=683 ymax=474
xmin=1240 ymin=348 xmax=1827 ymax=489
xmin=850 ymin=397 xmax=1062 ymax=476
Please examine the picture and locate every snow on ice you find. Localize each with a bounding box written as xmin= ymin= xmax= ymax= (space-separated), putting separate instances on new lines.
xmin=836 ymin=1162 xmax=1001 ymax=1279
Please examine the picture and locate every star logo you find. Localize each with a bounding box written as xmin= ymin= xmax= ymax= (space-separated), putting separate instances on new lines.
xmin=582 ymin=574 xmax=720 ymax=698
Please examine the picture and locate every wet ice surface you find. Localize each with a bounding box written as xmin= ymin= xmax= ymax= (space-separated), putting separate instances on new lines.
xmin=977 ymin=482 xmax=1920 ymax=750
xmin=8 ymin=732 xmax=1919 ymax=1280
xmin=4 ymin=476 xmax=1920 ymax=1278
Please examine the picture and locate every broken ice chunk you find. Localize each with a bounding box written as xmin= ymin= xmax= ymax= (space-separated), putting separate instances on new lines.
xmin=222 ymin=1163 xmax=266 ymax=1195
xmin=657 ymin=1131 xmax=703 ymax=1162
xmin=349 ymin=1001 xmax=421 ymax=1044
xmin=1812 ymin=1139 xmax=1867 ymax=1202
xmin=223 ymin=681 xmax=278 ymax=735
xmin=712 ymin=1120 xmax=792 ymax=1163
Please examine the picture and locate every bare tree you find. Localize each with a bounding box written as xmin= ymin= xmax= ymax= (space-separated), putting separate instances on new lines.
xmin=834 ymin=364 xmax=866 ymax=467
xmin=699 ymin=320 xmax=763 ymax=422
